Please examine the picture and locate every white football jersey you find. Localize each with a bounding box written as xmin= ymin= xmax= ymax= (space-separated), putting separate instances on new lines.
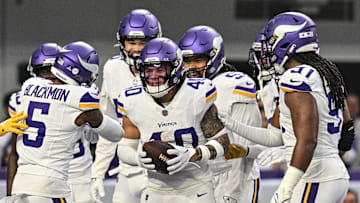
xmin=260 ymin=78 xmax=279 ymax=121
xmin=92 ymin=55 xmax=142 ymax=178
xmin=68 ymin=129 xmax=93 ymax=182
xmin=279 ymin=65 xmax=349 ymax=182
xmin=12 ymin=77 xmax=100 ymax=197
xmin=8 ymin=91 xmax=21 ymax=117
xmin=100 ymin=55 xmax=140 ymax=120
xmin=118 ymin=77 xmax=217 ymax=190
xmin=211 ymin=71 xmax=261 ymax=179
xmin=9 ymin=87 xmax=95 ymax=182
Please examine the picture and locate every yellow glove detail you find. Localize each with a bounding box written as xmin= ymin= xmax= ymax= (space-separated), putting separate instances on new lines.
xmin=0 ymin=111 xmax=28 ymax=136
xmin=224 ymin=143 xmax=248 ymax=160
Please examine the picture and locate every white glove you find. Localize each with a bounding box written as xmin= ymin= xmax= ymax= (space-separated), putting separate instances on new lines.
xmin=91 ymin=178 xmax=105 ymax=203
xmin=167 ymin=144 xmax=196 ymax=175
xmin=0 ymin=194 xmax=24 ymax=203
xmin=217 ymin=111 xmax=229 ymax=126
xmin=270 ymin=191 xmax=291 ymax=203
xmin=258 ymin=147 xmax=286 ymax=167
xmin=270 ymin=190 xmax=291 ymax=203
xmin=81 ymin=123 xmax=99 ymax=144
xmin=136 ymin=143 xmax=155 ymax=170
xmin=270 ymin=166 xmax=304 ymax=203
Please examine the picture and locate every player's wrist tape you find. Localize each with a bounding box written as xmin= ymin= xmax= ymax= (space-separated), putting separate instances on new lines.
xmin=280 ymin=166 xmax=304 ymax=194
xmin=205 ymin=139 xmax=225 ymax=158
xmin=197 ymin=145 xmax=211 ymax=162
xmin=93 ymin=115 xmax=124 ymax=142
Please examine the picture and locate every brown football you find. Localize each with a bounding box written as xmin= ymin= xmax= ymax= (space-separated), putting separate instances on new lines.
xmin=143 ymin=140 xmax=176 ymax=174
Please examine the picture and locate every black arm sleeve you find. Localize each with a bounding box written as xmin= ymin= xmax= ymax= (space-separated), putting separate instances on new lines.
xmin=338 ymin=119 xmax=355 ymax=151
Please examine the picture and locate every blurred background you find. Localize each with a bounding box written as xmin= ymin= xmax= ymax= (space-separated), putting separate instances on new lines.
xmin=0 ymin=0 xmax=359 ymax=201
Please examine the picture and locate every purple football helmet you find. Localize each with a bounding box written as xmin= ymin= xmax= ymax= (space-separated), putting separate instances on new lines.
xmin=51 ymin=41 xmax=99 ymax=86
xmin=262 ymin=12 xmax=319 ymax=73
xmin=138 ymin=37 xmax=183 ymax=98
xmin=116 ymin=9 xmax=162 ymax=66
xmin=178 ymin=25 xmax=225 ymax=79
xmin=27 ymin=43 xmax=62 ymax=77
xmin=248 ymin=28 xmax=274 ymax=81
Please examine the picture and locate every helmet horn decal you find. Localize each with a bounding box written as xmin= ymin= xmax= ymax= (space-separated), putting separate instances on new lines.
xmin=77 ymin=54 xmax=99 ymax=74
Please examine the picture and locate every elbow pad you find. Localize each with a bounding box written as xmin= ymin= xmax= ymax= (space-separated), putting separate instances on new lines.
xmin=338 ymin=119 xmax=355 ymax=151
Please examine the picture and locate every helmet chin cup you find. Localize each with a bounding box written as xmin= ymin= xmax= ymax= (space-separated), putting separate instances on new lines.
xmin=260 ymin=69 xmax=274 ymax=81
xmin=274 ymin=63 xmax=285 ymax=74
xmin=146 ymin=82 xmax=173 ymax=98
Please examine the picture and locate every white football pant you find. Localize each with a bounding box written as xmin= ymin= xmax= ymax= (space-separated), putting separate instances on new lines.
xmin=112 ymin=173 xmax=146 ymax=203
xmin=290 ymin=178 xmax=348 ymax=203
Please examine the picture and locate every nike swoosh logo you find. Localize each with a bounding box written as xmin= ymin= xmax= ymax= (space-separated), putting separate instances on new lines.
xmin=290 ymin=78 xmax=300 ymax=83
xmin=197 ymin=193 xmax=207 ymax=197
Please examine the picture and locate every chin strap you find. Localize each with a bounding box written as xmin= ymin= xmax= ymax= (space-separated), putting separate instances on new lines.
xmin=277 ymin=44 xmax=297 ymax=73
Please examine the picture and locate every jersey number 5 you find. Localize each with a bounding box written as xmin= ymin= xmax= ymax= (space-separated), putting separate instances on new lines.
xmin=23 ymin=101 xmax=50 ymax=148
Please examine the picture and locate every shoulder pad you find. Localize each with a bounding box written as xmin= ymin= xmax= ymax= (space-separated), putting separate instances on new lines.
xmin=77 ymin=87 xmax=100 ymax=110
xmin=279 ymin=65 xmax=320 ymax=93
xmin=216 ymin=72 xmax=257 ymax=98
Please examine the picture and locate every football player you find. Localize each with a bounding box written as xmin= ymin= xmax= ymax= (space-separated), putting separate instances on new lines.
xmin=221 ymin=12 xmax=351 ymax=203
xmin=6 ymin=43 xmax=124 ymax=203
xmin=178 ymin=25 xmax=266 ymax=203
xmin=63 ymin=42 xmax=101 ymax=203
xmin=249 ymin=28 xmax=287 ymax=170
xmin=7 ymin=43 xmax=64 ymax=196
xmin=118 ymin=37 xmax=231 ymax=203
xmin=0 ymin=112 xmax=28 ymax=136
xmin=7 ymin=43 xmax=101 ymax=203
xmin=91 ymin=9 xmax=162 ymax=203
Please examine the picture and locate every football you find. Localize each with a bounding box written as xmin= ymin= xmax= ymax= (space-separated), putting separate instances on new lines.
xmin=143 ymin=140 xmax=176 ymax=174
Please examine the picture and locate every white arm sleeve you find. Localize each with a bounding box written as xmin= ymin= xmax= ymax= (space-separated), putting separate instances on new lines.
xmin=230 ymin=102 xmax=269 ymax=158
xmin=117 ymin=138 xmax=139 ymax=166
xmin=226 ymin=103 xmax=283 ymax=147
xmin=91 ymin=136 xmax=118 ymax=179
xmin=93 ymin=115 xmax=124 ymax=142
xmin=91 ymin=81 xmax=121 ymax=179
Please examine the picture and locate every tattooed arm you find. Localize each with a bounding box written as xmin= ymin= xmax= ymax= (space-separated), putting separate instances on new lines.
xmin=189 ymin=104 xmax=230 ymax=162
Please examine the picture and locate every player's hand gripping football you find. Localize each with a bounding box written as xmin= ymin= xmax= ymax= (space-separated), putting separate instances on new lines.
xmin=0 ymin=111 xmax=28 ymax=136
xmin=166 ymin=144 xmax=196 ymax=175
xmin=136 ymin=142 xmax=156 ymax=170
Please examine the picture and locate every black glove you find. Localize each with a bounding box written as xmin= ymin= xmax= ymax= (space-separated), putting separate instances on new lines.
xmin=338 ymin=119 xmax=355 ymax=151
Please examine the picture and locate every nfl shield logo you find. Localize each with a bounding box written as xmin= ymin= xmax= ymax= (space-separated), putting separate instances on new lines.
xmin=162 ymin=110 xmax=168 ymax=116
